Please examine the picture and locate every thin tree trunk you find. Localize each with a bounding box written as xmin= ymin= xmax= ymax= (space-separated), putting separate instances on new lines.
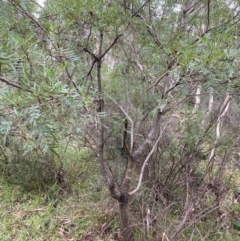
xmin=92 ymin=32 xmax=134 ymax=241
xmin=119 ymin=191 xmax=134 ymax=241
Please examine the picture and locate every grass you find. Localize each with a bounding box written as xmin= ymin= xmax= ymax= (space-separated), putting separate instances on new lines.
xmin=0 ymin=184 xmax=98 ymax=240
xmin=0 ymin=147 xmax=118 ymax=241
xmin=1 ymin=146 xmax=240 ymax=240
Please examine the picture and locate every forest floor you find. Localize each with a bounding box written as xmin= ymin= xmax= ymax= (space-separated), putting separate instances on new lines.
xmin=0 ymin=147 xmax=240 ymax=241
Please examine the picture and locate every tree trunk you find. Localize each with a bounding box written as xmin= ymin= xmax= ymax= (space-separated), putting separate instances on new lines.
xmin=119 ymin=191 xmax=134 ymax=241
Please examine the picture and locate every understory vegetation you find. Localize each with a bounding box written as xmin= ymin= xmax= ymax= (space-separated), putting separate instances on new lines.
xmin=0 ymin=140 xmax=240 ymax=240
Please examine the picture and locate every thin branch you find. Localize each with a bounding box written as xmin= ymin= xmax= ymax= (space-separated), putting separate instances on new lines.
xmin=31 ymin=0 xmax=45 ymax=9
xmin=95 ymin=31 xmax=120 ymax=199
xmin=100 ymin=34 xmax=122 ymax=59
xmin=164 ymin=81 xmax=181 ymax=97
xmin=141 ymin=18 xmax=164 ymax=49
xmin=108 ymin=96 xmax=134 ymax=152
xmin=83 ymin=48 xmax=99 ymax=60
xmin=83 ymin=59 xmax=97 ymax=78
xmin=0 ymin=77 xmax=32 ymax=93
xmin=207 ymin=92 xmax=232 ymax=171
xmin=129 ymin=117 xmax=172 ymax=195
xmin=184 ymin=1 xmax=199 ymax=14
xmin=133 ymin=109 xmax=163 ymax=160
xmin=146 ymin=63 xmax=176 ymax=92
xmin=97 ymin=31 xmax=103 ymax=94
xmin=13 ymin=1 xmax=46 ymax=32
xmin=84 ymin=29 xmax=121 ymax=62
xmin=131 ymin=0 xmax=150 ymax=18
xmin=9 ymin=0 xmax=59 ymax=53
xmin=170 ymin=203 xmax=194 ymax=240
xmin=207 ymin=0 xmax=210 ymax=31
xmin=65 ymin=67 xmax=81 ymax=95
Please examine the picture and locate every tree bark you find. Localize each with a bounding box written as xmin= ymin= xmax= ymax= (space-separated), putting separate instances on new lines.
xmin=119 ymin=191 xmax=135 ymax=241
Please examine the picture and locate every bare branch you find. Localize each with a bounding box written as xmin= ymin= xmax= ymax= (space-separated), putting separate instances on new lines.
xmin=94 ymin=31 xmax=121 ymax=200
xmin=183 ymin=1 xmax=199 ymax=14
xmin=129 ymin=117 xmax=172 ymax=195
xmin=207 ymin=91 xmax=232 ymax=171
xmin=31 ymin=0 xmax=44 ymax=9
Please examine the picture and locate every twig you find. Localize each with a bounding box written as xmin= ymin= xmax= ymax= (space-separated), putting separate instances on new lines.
xmin=0 ymin=77 xmax=32 ymax=93
xmin=146 ymin=64 xmax=176 ymax=92
xmin=65 ymin=67 xmax=81 ymax=95
xmin=83 ymin=59 xmax=97 ymax=78
xmin=83 ymin=48 xmax=99 ymax=60
xmin=131 ymin=0 xmax=150 ymax=18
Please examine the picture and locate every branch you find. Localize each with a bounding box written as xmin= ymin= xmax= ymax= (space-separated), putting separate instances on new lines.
xmin=31 ymin=0 xmax=45 ymax=9
xmin=9 ymin=0 xmax=59 ymax=53
xmin=131 ymin=0 xmax=150 ymax=18
xmin=100 ymin=34 xmax=122 ymax=59
xmin=108 ymin=96 xmax=134 ymax=152
xmin=207 ymin=0 xmax=210 ymax=31
xmin=16 ymin=3 xmax=46 ymax=32
xmin=84 ymin=33 xmax=121 ymax=62
xmin=83 ymin=48 xmax=99 ymax=61
xmin=94 ymin=31 xmax=120 ymax=199
xmin=143 ymin=19 xmax=164 ymax=49
xmin=129 ymin=117 xmax=172 ymax=195
xmin=170 ymin=203 xmax=194 ymax=240
xmin=83 ymin=59 xmax=97 ymax=78
xmin=146 ymin=64 xmax=176 ymax=92
xmin=0 ymin=77 xmax=32 ymax=93
xmin=65 ymin=67 xmax=81 ymax=95
xmin=184 ymin=1 xmax=199 ymax=14
xmin=164 ymin=81 xmax=181 ymax=97
xmin=133 ymin=110 xmax=162 ymax=160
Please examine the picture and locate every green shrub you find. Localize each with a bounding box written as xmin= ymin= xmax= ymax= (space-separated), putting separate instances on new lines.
xmin=0 ymin=143 xmax=60 ymax=191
